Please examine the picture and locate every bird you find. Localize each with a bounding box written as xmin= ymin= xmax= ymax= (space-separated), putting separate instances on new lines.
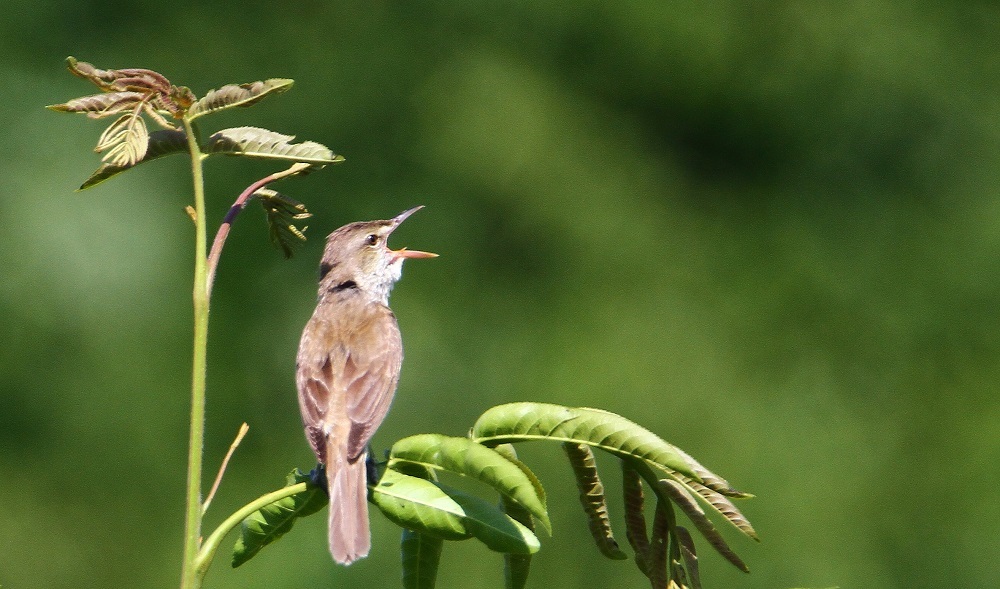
xmin=295 ymin=206 xmax=436 ymax=565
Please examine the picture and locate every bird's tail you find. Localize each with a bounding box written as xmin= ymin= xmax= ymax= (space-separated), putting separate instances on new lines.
xmin=326 ymin=445 xmax=371 ymax=565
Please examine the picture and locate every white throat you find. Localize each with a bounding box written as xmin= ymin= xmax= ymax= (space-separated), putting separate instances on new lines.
xmin=364 ymin=257 xmax=403 ymax=306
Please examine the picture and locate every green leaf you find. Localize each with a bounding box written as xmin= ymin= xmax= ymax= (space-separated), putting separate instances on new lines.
xmin=47 ymin=91 xmax=145 ymax=118
xmin=231 ymin=469 xmax=326 ymax=568
xmin=371 ymin=468 xmax=471 ymax=541
xmin=372 ymin=469 xmax=540 ymax=555
xmin=498 ymin=497 xmax=532 ymax=589
xmin=203 ymin=126 xmax=342 ymax=169
xmin=401 ymin=529 xmax=443 ymax=589
xmin=562 ymin=442 xmax=627 ymax=560
xmin=79 ymin=129 xmax=188 ymax=190
xmin=187 ymin=79 xmax=294 ymax=121
xmin=493 ymin=445 xmax=533 ymax=589
xmin=470 ymin=403 xmax=700 ymax=481
xmin=446 ymin=487 xmax=540 ymax=555
xmin=670 ymin=446 xmax=752 ymax=499
xmin=390 ymin=434 xmax=551 ymax=534
xmin=492 ymin=443 xmax=547 ymax=521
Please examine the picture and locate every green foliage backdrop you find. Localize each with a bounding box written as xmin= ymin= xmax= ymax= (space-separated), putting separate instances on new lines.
xmin=2 ymin=3 xmax=998 ymax=588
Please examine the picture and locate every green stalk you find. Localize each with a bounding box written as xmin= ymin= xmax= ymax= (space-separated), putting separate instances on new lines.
xmin=180 ymin=116 xmax=210 ymax=589
xmin=194 ymin=482 xmax=310 ymax=581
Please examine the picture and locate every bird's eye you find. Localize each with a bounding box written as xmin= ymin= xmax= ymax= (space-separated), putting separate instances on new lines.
xmin=365 ymin=234 xmax=380 ymax=246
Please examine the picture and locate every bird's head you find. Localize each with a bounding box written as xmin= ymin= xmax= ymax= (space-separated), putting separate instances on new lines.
xmin=319 ymin=206 xmax=437 ymax=303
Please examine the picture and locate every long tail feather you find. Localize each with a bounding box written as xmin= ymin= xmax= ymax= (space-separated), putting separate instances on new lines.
xmin=326 ymin=446 xmax=370 ymax=565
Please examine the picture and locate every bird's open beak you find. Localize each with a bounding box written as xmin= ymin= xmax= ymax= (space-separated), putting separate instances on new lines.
xmin=389 ymin=206 xmax=438 ymax=260
xmin=391 ymin=206 xmax=425 ymax=227
xmin=392 ymin=247 xmax=438 ymax=259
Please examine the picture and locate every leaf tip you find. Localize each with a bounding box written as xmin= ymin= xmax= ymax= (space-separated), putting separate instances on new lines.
xmin=73 ymin=176 xmax=100 ymax=192
xmin=537 ymin=512 xmax=552 ymax=536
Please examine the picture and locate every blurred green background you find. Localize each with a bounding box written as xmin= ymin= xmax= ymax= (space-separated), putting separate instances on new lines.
xmin=3 ymin=2 xmax=998 ymax=588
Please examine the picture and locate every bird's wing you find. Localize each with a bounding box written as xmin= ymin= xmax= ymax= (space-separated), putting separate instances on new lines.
xmin=296 ymin=322 xmax=335 ymax=461
xmin=296 ymin=302 xmax=403 ymax=464
xmin=341 ymin=304 xmax=403 ymax=461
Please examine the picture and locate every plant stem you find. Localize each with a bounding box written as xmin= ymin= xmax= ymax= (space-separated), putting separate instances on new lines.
xmin=194 ymin=482 xmax=310 ymax=582
xmin=205 ymin=175 xmax=272 ymax=298
xmin=180 ymin=117 xmax=210 ymax=589
xmin=206 ymin=162 xmax=311 ymax=298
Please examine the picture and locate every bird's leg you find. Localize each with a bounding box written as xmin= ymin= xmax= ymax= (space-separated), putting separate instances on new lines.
xmin=365 ymin=445 xmax=380 ymax=486
xmin=310 ymin=463 xmax=329 ymax=493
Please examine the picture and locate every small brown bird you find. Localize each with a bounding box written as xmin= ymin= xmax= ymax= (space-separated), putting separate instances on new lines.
xmin=296 ymin=206 xmax=436 ymax=565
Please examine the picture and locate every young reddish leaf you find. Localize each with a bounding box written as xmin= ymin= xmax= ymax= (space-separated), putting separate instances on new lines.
xmin=682 ymin=477 xmax=758 ymax=541
xmin=65 ymin=56 xmax=171 ymax=93
xmin=646 ymin=501 xmax=670 ymax=589
xmin=47 ymin=91 xmax=145 ymax=119
xmin=203 ymin=127 xmax=341 ymax=169
xmin=675 ymin=526 xmax=702 ymax=589
xmin=187 ymin=79 xmax=294 ymax=121
xmin=622 ymin=459 xmax=651 ymax=572
xmin=563 ymin=442 xmax=627 ymax=560
xmin=657 ymin=479 xmax=749 ymax=573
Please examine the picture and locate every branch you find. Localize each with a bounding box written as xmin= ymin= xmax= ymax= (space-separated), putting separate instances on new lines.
xmin=205 ymin=162 xmax=311 ymax=297
xmin=194 ymin=482 xmax=310 ymax=582
xmin=202 ymin=423 xmax=250 ymax=515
